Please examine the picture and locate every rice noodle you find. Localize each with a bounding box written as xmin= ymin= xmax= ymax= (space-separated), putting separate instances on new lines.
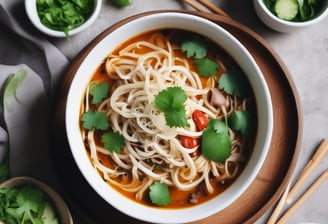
xmin=82 ymin=31 xmax=249 ymax=203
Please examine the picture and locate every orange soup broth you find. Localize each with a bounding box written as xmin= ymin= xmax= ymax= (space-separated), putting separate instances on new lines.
xmin=82 ymin=29 xmax=254 ymax=208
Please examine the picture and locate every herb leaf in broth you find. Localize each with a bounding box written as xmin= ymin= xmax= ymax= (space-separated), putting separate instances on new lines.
xmin=89 ymin=82 xmax=109 ymax=104
xmin=101 ymin=131 xmax=125 ymax=153
xmin=149 ymin=182 xmax=172 ymax=206
xmin=81 ymin=110 xmax=109 ymax=131
xmin=218 ymin=67 xmax=249 ymax=98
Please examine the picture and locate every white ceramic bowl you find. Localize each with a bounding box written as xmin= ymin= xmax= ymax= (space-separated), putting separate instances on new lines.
xmin=65 ymin=12 xmax=273 ymax=223
xmin=25 ymin=0 xmax=102 ymax=37
xmin=254 ymin=0 xmax=328 ymax=32
xmin=0 ymin=176 xmax=73 ymax=224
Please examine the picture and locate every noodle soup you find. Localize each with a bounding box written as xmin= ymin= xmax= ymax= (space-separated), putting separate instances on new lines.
xmin=79 ymin=29 xmax=257 ymax=208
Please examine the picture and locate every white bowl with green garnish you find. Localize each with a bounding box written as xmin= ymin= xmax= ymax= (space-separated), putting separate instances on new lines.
xmin=0 ymin=176 xmax=73 ymax=224
xmin=25 ymin=0 xmax=102 ymax=38
xmin=254 ymin=0 xmax=328 ymax=32
xmin=65 ymin=12 xmax=273 ymax=223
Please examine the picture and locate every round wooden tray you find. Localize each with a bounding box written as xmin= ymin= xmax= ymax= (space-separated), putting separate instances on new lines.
xmin=51 ymin=10 xmax=303 ymax=224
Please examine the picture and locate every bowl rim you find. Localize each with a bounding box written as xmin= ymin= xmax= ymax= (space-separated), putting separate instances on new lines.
xmin=24 ymin=0 xmax=102 ymax=37
xmin=65 ymin=11 xmax=273 ymax=223
xmin=255 ymin=0 xmax=328 ymax=27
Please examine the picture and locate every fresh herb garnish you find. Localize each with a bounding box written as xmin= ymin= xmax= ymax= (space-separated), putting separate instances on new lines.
xmin=194 ymin=58 xmax=219 ymax=77
xmin=218 ymin=66 xmax=249 ymax=98
xmin=180 ymin=34 xmax=219 ymax=77
xmin=228 ymin=110 xmax=255 ymax=135
xmin=154 ymin=87 xmax=188 ymax=128
xmin=101 ymin=131 xmax=125 ymax=153
xmin=149 ymin=182 xmax=172 ymax=206
xmin=36 ymin=0 xmax=94 ymax=37
xmin=181 ymin=35 xmax=208 ymax=59
xmin=0 ymin=184 xmax=58 ymax=224
xmin=110 ymin=0 xmax=132 ymax=7
xmin=81 ymin=110 xmax=110 ymax=131
xmin=89 ymin=82 xmax=109 ymax=104
xmin=201 ymin=119 xmax=232 ymax=163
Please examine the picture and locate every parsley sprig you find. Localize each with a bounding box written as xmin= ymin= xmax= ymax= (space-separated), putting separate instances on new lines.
xmin=149 ymin=182 xmax=172 ymax=206
xmin=36 ymin=0 xmax=94 ymax=38
xmin=181 ymin=34 xmax=220 ymax=77
xmin=154 ymin=87 xmax=188 ymax=128
xmin=81 ymin=82 xmax=125 ymax=153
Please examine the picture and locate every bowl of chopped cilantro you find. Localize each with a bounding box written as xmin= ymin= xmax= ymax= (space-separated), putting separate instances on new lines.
xmin=254 ymin=0 xmax=328 ymax=32
xmin=25 ymin=0 xmax=102 ymax=38
xmin=0 ymin=176 xmax=73 ymax=224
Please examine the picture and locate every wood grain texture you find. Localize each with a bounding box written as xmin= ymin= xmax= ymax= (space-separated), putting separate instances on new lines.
xmin=50 ymin=10 xmax=303 ymax=224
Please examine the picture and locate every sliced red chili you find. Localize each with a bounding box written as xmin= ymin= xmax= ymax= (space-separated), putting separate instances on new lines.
xmin=192 ymin=110 xmax=208 ymax=131
xmin=181 ymin=136 xmax=199 ymax=149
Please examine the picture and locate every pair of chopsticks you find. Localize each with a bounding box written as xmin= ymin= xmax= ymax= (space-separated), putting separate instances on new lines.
xmin=268 ymin=139 xmax=328 ymax=224
xmin=183 ymin=0 xmax=229 ymax=17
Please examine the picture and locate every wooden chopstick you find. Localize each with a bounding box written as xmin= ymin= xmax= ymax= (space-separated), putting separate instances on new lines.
xmin=286 ymin=139 xmax=328 ymax=203
xmin=183 ymin=0 xmax=229 ymax=17
xmin=196 ymin=0 xmax=229 ymax=17
xmin=267 ymin=139 xmax=328 ymax=223
xmin=266 ymin=181 xmax=292 ymax=224
xmin=277 ymin=170 xmax=328 ymax=224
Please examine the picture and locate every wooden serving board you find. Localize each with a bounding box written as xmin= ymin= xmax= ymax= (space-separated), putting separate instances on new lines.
xmin=51 ymin=10 xmax=302 ymax=224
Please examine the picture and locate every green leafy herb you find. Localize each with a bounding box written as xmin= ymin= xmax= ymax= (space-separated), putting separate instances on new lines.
xmin=101 ymin=131 xmax=125 ymax=153
xmin=0 ymin=184 xmax=58 ymax=224
xmin=194 ymin=58 xmax=219 ymax=77
xmin=110 ymin=0 xmax=132 ymax=7
xmin=81 ymin=110 xmax=110 ymax=131
xmin=218 ymin=67 xmax=249 ymax=98
xmin=89 ymin=82 xmax=109 ymax=104
xmin=149 ymin=182 xmax=172 ymax=206
xmin=2 ymin=70 xmax=27 ymax=111
xmin=36 ymin=0 xmax=94 ymax=37
xmin=154 ymin=87 xmax=188 ymax=127
xmin=181 ymin=34 xmax=208 ymax=59
xmin=228 ymin=110 xmax=255 ymax=135
xmin=201 ymin=119 xmax=232 ymax=162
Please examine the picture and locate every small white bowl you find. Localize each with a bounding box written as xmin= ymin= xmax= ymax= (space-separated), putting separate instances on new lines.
xmin=0 ymin=176 xmax=73 ymax=224
xmin=65 ymin=12 xmax=273 ymax=223
xmin=253 ymin=0 xmax=328 ymax=32
xmin=25 ymin=0 xmax=102 ymax=37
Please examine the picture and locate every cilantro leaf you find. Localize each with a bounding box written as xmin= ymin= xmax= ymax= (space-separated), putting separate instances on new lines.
xmin=207 ymin=119 xmax=227 ymax=133
xmin=164 ymin=110 xmax=188 ymax=128
xmin=155 ymin=87 xmax=188 ymax=127
xmin=101 ymin=131 xmax=125 ymax=153
xmin=201 ymin=119 xmax=232 ymax=162
xmin=149 ymin=182 xmax=172 ymax=206
xmin=89 ymin=82 xmax=109 ymax=104
xmin=194 ymin=58 xmax=219 ymax=77
xmin=228 ymin=110 xmax=256 ymax=135
xmin=81 ymin=110 xmax=110 ymax=131
xmin=181 ymin=35 xmax=208 ymax=59
xmin=218 ymin=67 xmax=249 ymax=97
xmin=36 ymin=0 xmax=94 ymax=38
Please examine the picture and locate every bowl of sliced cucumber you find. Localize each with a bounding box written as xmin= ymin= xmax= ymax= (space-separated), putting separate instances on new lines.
xmin=253 ymin=0 xmax=328 ymax=32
